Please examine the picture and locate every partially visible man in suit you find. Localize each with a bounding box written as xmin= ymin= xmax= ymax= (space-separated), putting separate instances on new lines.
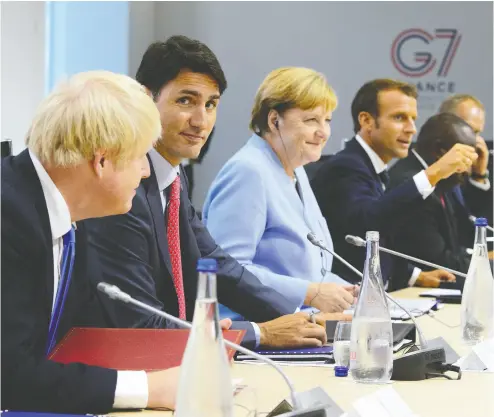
xmin=2 ymin=71 xmax=180 ymax=412
xmin=82 ymin=36 xmax=346 ymax=351
xmin=439 ymin=94 xmax=493 ymax=226
xmin=311 ymin=79 xmax=477 ymax=289
xmin=389 ymin=113 xmax=491 ymax=276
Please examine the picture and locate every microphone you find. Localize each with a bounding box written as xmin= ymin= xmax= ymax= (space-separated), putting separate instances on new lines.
xmin=97 ymin=282 xmax=333 ymax=415
xmin=345 ymin=235 xmax=467 ymax=278
xmin=469 ymin=215 xmax=494 ymax=233
xmin=306 ymin=233 xmax=458 ymax=382
xmin=307 ymin=233 xmax=427 ymax=348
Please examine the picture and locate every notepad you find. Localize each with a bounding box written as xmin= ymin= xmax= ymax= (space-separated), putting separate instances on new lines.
xmin=235 ymin=345 xmax=334 ymax=363
xmin=420 ymin=288 xmax=462 ymax=297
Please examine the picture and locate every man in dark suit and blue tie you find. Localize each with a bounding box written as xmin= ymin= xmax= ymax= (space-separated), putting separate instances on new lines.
xmin=82 ymin=36 xmax=338 ymax=352
xmin=389 ymin=112 xmax=493 ymax=274
xmin=2 ymin=71 xmax=182 ymax=412
xmin=311 ymin=79 xmax=478 ymax=290
xmin=439 ymin=94 xmax=493 ymax=228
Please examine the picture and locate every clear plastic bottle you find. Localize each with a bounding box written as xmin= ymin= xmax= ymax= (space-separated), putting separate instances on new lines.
xmin=174 ymin=258 xmax=234 ymax=417
xmin=461 ymin=217 xmax=494 ymax=345
xmin=349 ymin=231 xmax=393 ymax=383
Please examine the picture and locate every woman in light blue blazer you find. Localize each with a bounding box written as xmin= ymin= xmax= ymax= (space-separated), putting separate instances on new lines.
xmin=203 ymin=67 xmax=355 ymax=313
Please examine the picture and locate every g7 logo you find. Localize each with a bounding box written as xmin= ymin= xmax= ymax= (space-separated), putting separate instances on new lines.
xmin=391 ymin=29 xmax=462 ymax=78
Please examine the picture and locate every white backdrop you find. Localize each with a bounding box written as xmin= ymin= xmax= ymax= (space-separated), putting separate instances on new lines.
xmin=153 ymin=1 xmax=493 ymax=207
xmin=2 ymin=2 xmax=492 ymax=209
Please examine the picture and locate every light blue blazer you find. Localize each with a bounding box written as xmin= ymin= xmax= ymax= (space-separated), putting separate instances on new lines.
xmin=203 ymin=134 xmax=348 ymax=308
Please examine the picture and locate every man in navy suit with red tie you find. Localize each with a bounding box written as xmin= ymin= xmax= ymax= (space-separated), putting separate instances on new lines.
xmin=311 ymin=79 xmax=478 ymax=290
xmin=2 ymin=72 xmax=182 ymax=412
xmin=82 ymin=36 xmax=339 ymax=351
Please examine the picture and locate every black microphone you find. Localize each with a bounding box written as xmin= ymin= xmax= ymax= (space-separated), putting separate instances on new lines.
xmin=97 ymin=282 xmax=335 ymax=416
xmin=345 ymin=235 xmax=467 ymax=278
xmin=306 ymin=233 xmax=458 ymax=382
xmin=307 ymin=233 xmax=428 ymax=348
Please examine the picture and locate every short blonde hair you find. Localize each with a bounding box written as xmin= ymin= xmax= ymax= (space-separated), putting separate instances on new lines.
xmin=26 ymin=70 xmax=161 ymax=167
xmin=439 ymin=94 xmax=484 ymax=114
xmin=250 ymin=67 xmax=338 ymax=134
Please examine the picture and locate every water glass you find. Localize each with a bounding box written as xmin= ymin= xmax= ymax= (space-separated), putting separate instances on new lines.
xmin=333 ymin=321 xmax=352 ymax=368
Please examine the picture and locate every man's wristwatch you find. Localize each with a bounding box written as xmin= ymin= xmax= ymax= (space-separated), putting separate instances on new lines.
xmin=471 ymin=170 xmax=489 ymax=180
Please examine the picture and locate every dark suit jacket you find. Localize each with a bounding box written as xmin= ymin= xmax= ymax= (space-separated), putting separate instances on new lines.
xmin=1 ymin=150 xmax=116 ymax=413
xmin=311 ymin=138 xmax=425 ymax=290
xmin=82 ymin=159 xmax=296 ymax=348
xmin=389 ymin=151 xmax=475 ymax=274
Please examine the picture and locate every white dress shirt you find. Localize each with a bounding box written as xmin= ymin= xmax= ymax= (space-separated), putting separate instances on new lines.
xmin=29 ymin=151 xmax=148 ymax=409
xmin=354 ymin=136 xmax=428 ymax=287
xmin=149 ymin=149 xmax=263 ymax=347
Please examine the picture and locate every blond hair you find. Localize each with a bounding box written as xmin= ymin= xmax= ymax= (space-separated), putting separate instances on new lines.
xmin=250 ymin=67 xmax=338 ymax=134
xmin=26 ymin=70 xmax=161 ymax=167
xmin=439 ymin=94 xmax=484 ymax=114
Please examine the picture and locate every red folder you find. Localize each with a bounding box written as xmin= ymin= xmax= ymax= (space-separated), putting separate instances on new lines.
xmin=49 ymin=327 xmax=245 ymax=371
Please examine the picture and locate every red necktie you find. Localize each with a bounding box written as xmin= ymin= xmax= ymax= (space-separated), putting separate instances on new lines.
xmin=440 ymin=195 xmax=446 ymax=209
xmin=166 ymin=175 xmax=186 ymax=319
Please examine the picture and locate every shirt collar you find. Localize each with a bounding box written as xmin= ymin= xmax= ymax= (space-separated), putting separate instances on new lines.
xmin=355 ymin=134 xmax=387 ymax=174
xmin=148 ymin=148 xmax=180 ymax=193
xmin=411 ymin=148 xmax=429 ymax=169
xmin=29 ymin=150 xmax=72 ymax=240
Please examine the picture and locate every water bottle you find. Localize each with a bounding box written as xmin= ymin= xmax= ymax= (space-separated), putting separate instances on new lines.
xmin=174 ymin=258 xmax=234 ymax=417
xmin=349 ymin=231 xmax=393 ymax=383
xmin=461 ymin=217 xmax=494 ymax=345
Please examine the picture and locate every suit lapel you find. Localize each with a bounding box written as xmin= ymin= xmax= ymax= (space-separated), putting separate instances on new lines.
xmin=346 ymin=138 xmax=384 ymax=195
xmin=16 ymin=150 xmax=55 ymax=317
xmin=142 ymin=160 xmax=173 ymax=277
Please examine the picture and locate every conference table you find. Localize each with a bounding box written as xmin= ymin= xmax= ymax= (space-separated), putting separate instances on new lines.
xmin=111 ymin=287 xmax=494 ymax=417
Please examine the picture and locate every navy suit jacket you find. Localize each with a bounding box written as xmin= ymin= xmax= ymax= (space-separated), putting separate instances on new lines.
xmin=311 ymin=138 xmax=425 ymax=290
xmin=1 ymin=150 xmax=116 ymax=413
xmin=389 ymin=152 xmax=474 ymax=275
xmin=82 ymin=158 xmax=296 ymax=348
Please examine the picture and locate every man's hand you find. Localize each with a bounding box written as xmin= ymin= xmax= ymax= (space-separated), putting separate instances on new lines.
xmin=220 ymin=318 xmax=232 ymax=330
xmin=258 ymin=312 xmax=327 ymax=348
xmin=416 ymin=269 xmax=456 ymax=288
xmin=304 ymin=283 xmax=355 ymax=313
xmin=426 ymin=143 xmax=478 ymax=186
xmin=488 ymin=250 xmax=494 ymax=261
xmin=472 ymin=136 xmax=489 ymax=181
xmin=146 ymin=366 xmax=181 ymax=409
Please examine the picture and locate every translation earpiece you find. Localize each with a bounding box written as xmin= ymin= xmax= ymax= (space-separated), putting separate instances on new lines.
xmin=274 ymin=119 xmax=279 ymax=129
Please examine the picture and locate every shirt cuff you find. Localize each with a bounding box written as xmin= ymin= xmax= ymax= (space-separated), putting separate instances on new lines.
xmin=469 ymin=177 xmax=491 ymax=191
xmin=113 ymin=370 xmax=148 ymax=409
xmin=408 ymin=267 xmax=422 ymax=287
xmin=251 ymin=322 xmax=261 ymax=348
xmin=413 ymin=170 xmax=435 ymax=199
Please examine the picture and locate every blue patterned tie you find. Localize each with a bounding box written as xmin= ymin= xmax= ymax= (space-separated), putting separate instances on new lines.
xmin=46 ymin=226 xmax=76 ymax=356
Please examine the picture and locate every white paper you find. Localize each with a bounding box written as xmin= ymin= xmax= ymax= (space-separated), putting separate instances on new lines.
xmin=473 ymin=338 xmax=494 ymax=370
xmin=457 ymin=338 xmax=494 ymax=372
xmin=347 ymin=387 xmax=417 ymax=417
xmin=388 ymin=298 xmax=436 ymax=319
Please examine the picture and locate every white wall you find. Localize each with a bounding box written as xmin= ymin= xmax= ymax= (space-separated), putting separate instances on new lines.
xmin=0 ymin=1 xmax=157 ymax=156
xmin=129 ymin=1 xmax=156 ymax=78
xmin=1 ymin=1 xmax=46 ymax=155
xmin=153 ymin=1 xmax=493 ymax=208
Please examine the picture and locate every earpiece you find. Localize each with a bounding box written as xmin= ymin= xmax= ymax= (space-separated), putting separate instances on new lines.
xmin=274 ymin=119 xmax=279 ymax=130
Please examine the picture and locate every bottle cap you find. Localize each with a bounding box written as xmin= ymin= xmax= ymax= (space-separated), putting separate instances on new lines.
xmin=366 ymin=231 xmax=380 ymax=241
xmin=334 ymin=366 xmax=348 ymax=377
xmin=475 ymin=217 xmax=488 ymax=227
xmin=197 ymin=258 xmax=218 ymax=272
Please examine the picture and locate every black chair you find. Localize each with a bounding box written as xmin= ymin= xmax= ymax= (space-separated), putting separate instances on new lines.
xmin=1 ymin=140 xmax=12 ymax=158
